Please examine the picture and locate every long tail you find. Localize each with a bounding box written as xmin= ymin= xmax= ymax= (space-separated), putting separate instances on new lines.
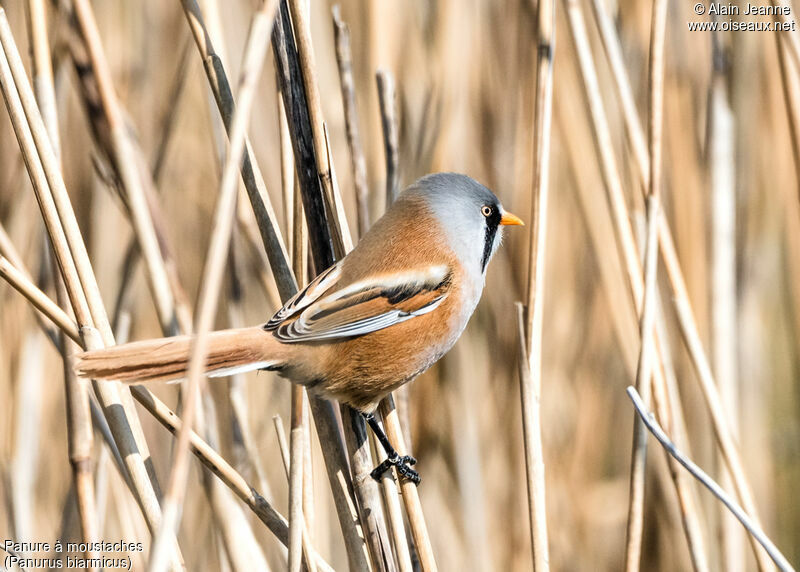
xmin=75 ymin=327 xmax=286 ymax=383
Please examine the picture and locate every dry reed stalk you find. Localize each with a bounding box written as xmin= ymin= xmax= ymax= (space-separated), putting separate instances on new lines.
xmin=0 ymin=217 xmax=64 ymax=346
xmin=147 ymin=5 xmax=278 ymax=571
xmin=279 ymin=86 xmax=309 ymax=572
xmin=582 ymin=2 xmax=770 ymax=566
xmin=588 ymin=0 xmax=648 ymax=189
xmin=10 ymin=332 xmax=44 ymax=542
xmin=271 ymin=0 xmax=336 ymax=266
xmin=25 ymin=0 xmax=59 ymax=159
xmin=0 ymin=12 xmax=184 ymax=568
xmin=92 ymin=7 xmax=269 ymax=561
xmin=587 ymin=0 xmax=703 ymax=522
xmin=284 ymin=130 xmax=316 ymax=549
xmin=379 ymin=469 xmax=413 ymax=572
xmin=563 ymin=1 xmax=711 ymax=568
xmin=323 ymin=123 xmax=355 ymax=253
xmin=375 ymin=67 xmax=434 ymax=571
xmin=333 ymin=5 xmax=370 ymax=237
xmin=624 ymin=195 xmax=660 ymax=571
xmin=131 ymin=388 xmax=333 ymax=572
xmin=179 ymin=0 xmax=297 ymax=302
xmin=1 ymin=235 xmax=131 ymax=487
xmin=380 ymin=397 xmax=438 ymax=572
xmin=0 ymin=256 xmax=80 ymax=344
xmin=626 ymin=387 xmax=794 ymax=572
xmin=272 ymin=3 xmax=373 ymax=568
xmin=325 ymin=120 xmax=395 ymax=572
xmin=517 ymin=0 xmax=555 ymax=569
xmin=25 ymin=5 xmax=99 ymax=559
xmin=776 ymin=31 xmax=800 ymax=192
xmin=182 ymin=7 xmax=361 ymax=561
xmin=273 ymin=417 xmax=323 ymax=572
xmin=288 ymin=4 xmax=389 ymax=565
xmin=70 ymin=0 xmax=179 ymax=337
xmin=340 ymin=402 xmax=395 ymax=572
xmin=201 ymin=472 xmax=271 ymax=572
xmin=289 ymin=389 xmax=309 ymax=572
xmin=281 ymin=96 xmax=296 ymax=257
xmin=286 ymin=0 xmax=346 ymax=256
xmin=281 ymin=99 xmax=319 ymax=572
xmin=771 ymin=0 xmax=800 ymax=74
xmin=624 ymin=0 xmax=668 ymax=566
xmin=150 ymin=36 xmax=192 ymax=183
xmin=376 ymin=70 xmax=399 ymax=206
xmin=709 ymin=34 xmax=744 ymax=571
xmin=165 ymin=4 xmax=297 ymax=566
xmin=111 ymin=36 xmax=195 ymax=331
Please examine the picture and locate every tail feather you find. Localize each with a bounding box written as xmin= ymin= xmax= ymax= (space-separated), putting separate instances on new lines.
xmin=75 ymin=327 xmax=284 ymax=383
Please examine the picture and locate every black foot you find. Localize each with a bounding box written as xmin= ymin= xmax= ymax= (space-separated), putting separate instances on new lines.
xmin=370 ymin=454 xmax=420 ymax=485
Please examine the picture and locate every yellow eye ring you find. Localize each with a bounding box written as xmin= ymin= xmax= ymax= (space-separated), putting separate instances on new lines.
xmin=481 ymin=205 xmax=493 ymax=217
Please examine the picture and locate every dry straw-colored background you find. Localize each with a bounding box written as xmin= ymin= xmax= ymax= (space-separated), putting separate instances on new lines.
xmin=0 ymin=0 xmax=798 ymax=570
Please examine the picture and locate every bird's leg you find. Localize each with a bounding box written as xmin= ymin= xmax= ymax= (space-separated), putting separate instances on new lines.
xmin=361 ymin=411 xmax=420 ymax=485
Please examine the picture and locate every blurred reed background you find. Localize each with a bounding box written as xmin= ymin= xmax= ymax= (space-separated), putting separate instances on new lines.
xmin=0 ymin=0 xmax=798 ymax=570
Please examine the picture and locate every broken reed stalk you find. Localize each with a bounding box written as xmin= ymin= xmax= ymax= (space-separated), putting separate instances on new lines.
xmin=518 ymin=0 xmax=555 ymax=569
xmin=332 ymin=5 xmax=370 ymax=236
xmin=583 ymin=1 xmax=770 ymax=567
xmin=626 ymin=387 xmax=795 ymax=572
xmin=624 ymin=0 xmax=668 ymax=567
xmin=564 ymin=1 xmax=711 ymax=567
xmin=147 ymin=4 xmax=278 ymax=571
xmin=376 ymin=70 xmax=400 ymax=206
xmin=0 ymin=12 xmax=186 ymax=569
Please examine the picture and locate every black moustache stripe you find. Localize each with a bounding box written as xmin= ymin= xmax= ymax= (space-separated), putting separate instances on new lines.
xmin=481 ymin=207 xmax=502 ymax=272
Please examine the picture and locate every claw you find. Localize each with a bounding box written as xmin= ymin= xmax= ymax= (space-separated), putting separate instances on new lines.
xmin=370 ymin=454 xmax=420 ymax=485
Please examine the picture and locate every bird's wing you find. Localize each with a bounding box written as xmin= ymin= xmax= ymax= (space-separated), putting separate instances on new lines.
xmin=264 ymin=264 xmax=453 ymax=342
xmin=264 ymin=261 xmax=344 ymax=329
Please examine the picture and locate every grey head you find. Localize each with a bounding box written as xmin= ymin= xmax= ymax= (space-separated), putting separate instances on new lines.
xmin=403 ymin=173 xmax=521 ymax=276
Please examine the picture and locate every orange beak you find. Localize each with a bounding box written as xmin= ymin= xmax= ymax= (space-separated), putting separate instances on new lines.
xmin=499 ymin=210 xmax=525 ymax=226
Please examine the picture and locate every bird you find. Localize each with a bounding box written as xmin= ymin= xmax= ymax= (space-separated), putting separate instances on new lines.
xmin=76 ymin=172 xmax=524 ymax=483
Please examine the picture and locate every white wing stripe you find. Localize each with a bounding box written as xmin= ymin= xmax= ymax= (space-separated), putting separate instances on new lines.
xmin=276 ymin=293 xmax=448 ymax=342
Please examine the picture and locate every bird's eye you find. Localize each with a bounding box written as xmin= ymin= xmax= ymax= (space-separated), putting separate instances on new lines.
xmin=481 ymin=205 xmax=493 ymax=217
